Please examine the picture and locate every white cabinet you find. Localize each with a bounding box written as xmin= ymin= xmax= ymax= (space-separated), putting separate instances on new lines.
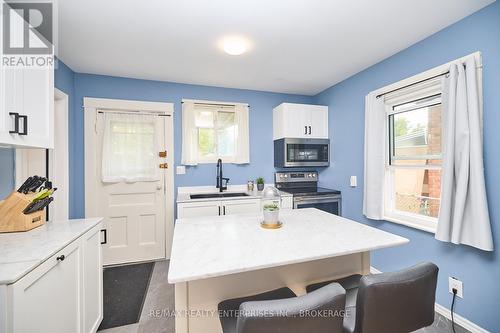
xmin=82 ymin=226 xmax=104 ymax=333
xmin=0 ymin=3 xmax=54 ymax=148
xmin=9 ymin=238 xmax=82 ymax=333
xmin=177 ymin=201 xmax=221 ymax=219
xmin=4 ymin=222 xmax=103 ymax=333
xmin=221 ymin=199 xmax=260 ymax=216
xmin=273 ymin=103 xmax=328 ymax=139
xmin=280 ymin=196 xmax=293 ymax=210
xmin=177 ymin=198 xmax=261 ymax=219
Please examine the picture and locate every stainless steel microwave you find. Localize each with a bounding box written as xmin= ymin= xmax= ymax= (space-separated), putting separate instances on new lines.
xmin=274 ymin=138 xmax=330 ymax=168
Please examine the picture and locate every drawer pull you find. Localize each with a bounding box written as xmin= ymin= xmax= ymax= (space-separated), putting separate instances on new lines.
xmin=56 ymin=255 xmax=65 ymax=261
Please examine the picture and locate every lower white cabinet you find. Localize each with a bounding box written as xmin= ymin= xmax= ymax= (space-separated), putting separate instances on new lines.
xmin=177 ymin=201 xmax=222 ymax=218
xmin=4 ymin=223 xmax=103 ymax=333
xmin=221 ymin=199 xmax=260 ymax=216
xmin=178 ymin=198 xmax=261 ymax=219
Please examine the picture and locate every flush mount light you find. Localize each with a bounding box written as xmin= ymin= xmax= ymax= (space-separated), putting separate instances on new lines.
xmin=220 ymin=36 xmax=251 ymax=56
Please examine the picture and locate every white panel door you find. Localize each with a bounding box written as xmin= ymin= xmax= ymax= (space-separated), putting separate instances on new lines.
xmin=177 ymin=201 xmax=221 ymax=219
xmin=10 ymin=239 xmax=82 ymax=333
xmin=95 ymin=113 xmax=167 ymax=265
xmin=221 ymin=199 xmax=260 ymax=216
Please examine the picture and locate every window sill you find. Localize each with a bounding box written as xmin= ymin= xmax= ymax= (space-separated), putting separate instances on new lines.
xmin=383 ymin=214 xmax=437 ymax=234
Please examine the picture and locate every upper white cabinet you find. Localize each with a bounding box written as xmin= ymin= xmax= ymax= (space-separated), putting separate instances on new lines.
xmin=0 ymin=65 xmax=54 ymax=148
xmin=0 ymin=0 xmax=54 ymax=149
xmin=273 ymin=103 xmax=328 ymax=140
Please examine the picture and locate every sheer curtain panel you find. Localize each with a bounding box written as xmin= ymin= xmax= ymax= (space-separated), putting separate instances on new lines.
xmin=101 ymin=112 xmax=160 ymax=183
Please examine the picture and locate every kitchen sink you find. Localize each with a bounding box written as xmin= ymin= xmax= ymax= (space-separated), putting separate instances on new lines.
xmin=190 ymin=192 xmax=250 ymax=199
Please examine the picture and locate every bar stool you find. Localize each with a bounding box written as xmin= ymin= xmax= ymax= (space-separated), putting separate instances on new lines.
xmin=306 ymin=262 xmax=439 ymax=333
xmin=218 ymin=283 xmax=346 ymax=333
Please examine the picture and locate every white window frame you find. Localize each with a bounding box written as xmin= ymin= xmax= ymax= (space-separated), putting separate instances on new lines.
xmin=370 ymin=51 xmax=482 ymax=233
xmin=195 ymin=105 xmax=238 ymax=164
xmin=383 ymin=91 xmax=442 ymax=233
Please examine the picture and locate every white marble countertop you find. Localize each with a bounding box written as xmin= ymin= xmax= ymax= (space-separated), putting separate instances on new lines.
xmin=176 ymin=184 xmax=292 ymax=203
xmin=0 ymin=217 xmax=103 ymax=284
xmin=168 ymin=208 xmax=409 ymax=283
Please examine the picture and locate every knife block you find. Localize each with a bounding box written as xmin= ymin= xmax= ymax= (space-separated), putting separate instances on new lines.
xmin=0 ymin=191 xmax=46 ymax=233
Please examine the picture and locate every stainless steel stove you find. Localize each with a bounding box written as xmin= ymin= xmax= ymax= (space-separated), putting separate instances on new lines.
xmin=275 ymin=171 xmax=342 ymax=216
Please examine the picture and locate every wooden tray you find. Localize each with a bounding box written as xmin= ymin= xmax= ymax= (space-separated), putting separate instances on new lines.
xmin=0 ymin=192 xmax=46 ymax=233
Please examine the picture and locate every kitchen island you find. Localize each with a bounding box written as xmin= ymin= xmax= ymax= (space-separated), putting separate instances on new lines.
xmin=168 ymin=208 xmax=409 ymax=333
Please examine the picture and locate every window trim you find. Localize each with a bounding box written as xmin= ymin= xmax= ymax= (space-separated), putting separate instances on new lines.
xmin=383 ymin=93 xmax=442 ymax=234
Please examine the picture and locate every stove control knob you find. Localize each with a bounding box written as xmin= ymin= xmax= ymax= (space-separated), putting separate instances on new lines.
xmin=312 ymin=174 xmax=316 ymax=177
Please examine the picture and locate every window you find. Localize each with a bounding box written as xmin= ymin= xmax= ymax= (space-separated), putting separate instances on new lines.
xmin=385 ymin=94 xmax=442 ymax=230
xmin=196 ymin=107 xmax=236 ymax=161
xmin=101 ymin=112 xmax=160 ymax=182
xmin=181 ymin=100 xmax=249 ymax=165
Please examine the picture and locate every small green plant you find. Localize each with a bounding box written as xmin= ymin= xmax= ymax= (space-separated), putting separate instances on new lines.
xmin=256 ymin=177 xmax=264 ymax=185
xmin=263 ymin=203 xmax=279 ymax=211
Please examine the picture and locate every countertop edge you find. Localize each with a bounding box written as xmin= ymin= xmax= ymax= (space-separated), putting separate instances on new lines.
xmin=167 ymin=237 xmax=409 ymax=284
xmin=0 ymin=218 xmax=103 ymax=285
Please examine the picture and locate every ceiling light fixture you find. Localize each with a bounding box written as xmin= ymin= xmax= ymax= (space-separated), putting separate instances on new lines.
xmin=220 ymin=36 xmax=251 ymax=56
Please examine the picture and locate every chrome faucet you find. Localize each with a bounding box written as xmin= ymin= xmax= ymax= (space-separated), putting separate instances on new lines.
xmin=216 ymin=159 xmax=229 ymax=192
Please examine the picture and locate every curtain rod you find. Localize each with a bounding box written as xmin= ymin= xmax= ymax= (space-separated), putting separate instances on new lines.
xmin=181 ymin=99 xmax=249 ymax=107
xmin=376 ymin=64 xmax=482 ymax=99
xmin=96 ymin=109 xmax=170 ymax=116
xmin=376 ymin=71 xmax=449 ymax=99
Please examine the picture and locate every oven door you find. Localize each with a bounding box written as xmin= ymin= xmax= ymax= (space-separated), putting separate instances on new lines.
xmin=275 ymin=138 xmax=330 ymax=168
xmin=293 ymin=195 xmax=342 ymax=216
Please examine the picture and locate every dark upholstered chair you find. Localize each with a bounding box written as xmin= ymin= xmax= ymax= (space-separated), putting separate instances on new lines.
xmin=306 ymin=262 xmax=439 ymax=333
xmin=218 ymin=283 xmax=346 ymax=333
xmin=218 ymin=287 xmax=296 ymax=333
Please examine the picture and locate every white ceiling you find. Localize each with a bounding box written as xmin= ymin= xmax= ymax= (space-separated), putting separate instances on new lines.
xmin=58 ymin=0 xmax=494 ymax=95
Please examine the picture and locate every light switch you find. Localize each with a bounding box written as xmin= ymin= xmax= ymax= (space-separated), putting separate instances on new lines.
xmin=350 ymin=176 xmax=357 ymax=187
xmin=176 ymin=166 xmax=186 ymax=175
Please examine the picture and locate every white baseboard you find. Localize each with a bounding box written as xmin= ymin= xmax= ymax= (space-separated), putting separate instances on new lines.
xmin=370 ymin=266 xmax=489 ymax=333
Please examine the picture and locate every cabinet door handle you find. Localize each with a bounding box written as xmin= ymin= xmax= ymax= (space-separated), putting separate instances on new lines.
xmin=100 ymin=229 xmax=107 ymax=244
xmin=18 ymin=115 xmax=28 ymax=135
xmin=56 ymin=255 xmax=65 ymax=261
xmin=308 ymin=126 xmax=311 ymax=135
xmin=9 ymin=112 xmax=19 ymax=134
xmin=304 ymin=126 xmax=308 ymax=135
xmin=218 ymin=206 xmax=221 ymax=216
xmin=223 ymin=206 xmax=226 ymax=215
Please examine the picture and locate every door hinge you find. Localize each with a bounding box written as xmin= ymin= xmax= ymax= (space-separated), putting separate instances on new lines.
xmin=159 ymin=163 xmax=168 ymax=169
xmin=159 ymin=151 xmax=167 ymax=158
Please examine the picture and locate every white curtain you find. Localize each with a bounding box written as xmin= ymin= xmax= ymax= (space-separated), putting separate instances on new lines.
xmin=363 ymin=94 xmax=386 ymax=220
xmin=101 ymin=112 xmax=160 ymax=183
xmin=234 ymin=104 xmax=250 ymax=164
xmin=435 ymin=56 xmax=493 ymax=251
xmin=181 ymin=102 xmax=199 ymax=165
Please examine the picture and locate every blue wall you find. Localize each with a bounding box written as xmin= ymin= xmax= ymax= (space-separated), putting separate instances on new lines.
xmin=70 ymin=74 xmax=313 ymax=218
xmin=313 ymin=2 xmax=500 ymax=330
xmin=0 ymin=148 xmax=14 ymax=198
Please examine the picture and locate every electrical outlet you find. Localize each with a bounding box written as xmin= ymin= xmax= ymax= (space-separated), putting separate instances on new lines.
xmin=449 ymin=277 xmax=463 ymax=298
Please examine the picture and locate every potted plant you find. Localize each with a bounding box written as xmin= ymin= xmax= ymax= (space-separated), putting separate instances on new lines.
xmin=256 ymin=177 xmax=265 ymax=191
xmin=263 ymin=202 xmax=280 ymax=225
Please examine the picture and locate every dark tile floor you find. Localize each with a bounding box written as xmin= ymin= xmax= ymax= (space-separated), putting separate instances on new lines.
xmin=100 ymin=261 xmax=470 ymax=333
